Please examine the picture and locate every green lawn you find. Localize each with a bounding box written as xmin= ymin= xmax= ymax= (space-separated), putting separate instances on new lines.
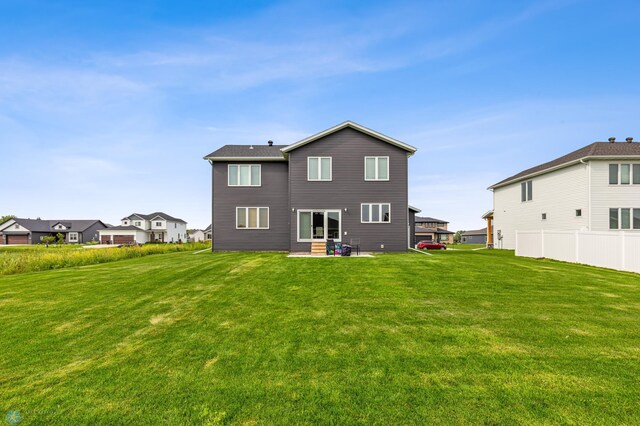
xmin=447 ymin=243 xmax=485 ymax=250
xmin=1 ymin=250 xmax=639 ymax=424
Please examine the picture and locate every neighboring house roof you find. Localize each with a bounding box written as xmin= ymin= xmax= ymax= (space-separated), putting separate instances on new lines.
xmin=101 ymin=225 xmax=144 ymax=231
xmin=489 ymin=140 xmax=640 ymax=189
xmin=281 ymin=121 xmax=417 ymax=154
xmin=462 ymin=228 xmax=487 ymax=236
xmin=415 ymin=216 xmax=449 ymax=224
xmin=415 ymin=226 xmax=454 ymax=234
xmin=203 ymin=144 xmax=288 ymax=161
xmin=204 ymin=224 xmax=212 ymax=232
xmin=482 ymin=210 xmax=494 ymax=219
xmin=123 ymin=212 xmax=187 ymax=224
xmin=2 ymin=218 xmax=105 ymax=233
xmin=408 ymin=205 xmax=422 ymax=213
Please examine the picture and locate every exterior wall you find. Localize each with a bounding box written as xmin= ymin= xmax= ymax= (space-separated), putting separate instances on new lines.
xmin=590 ymin=160 xmax=640 ymax=231
xmin=166 ymin=221 xmax=187 ymax=242
xmin=409 ymin=211 xmax=416 ymax=248
xmin=212 ymin=161 xmax=289 ymax=251
xmin=492 ymin=163 xmax=589 ymax=249
xmin=288 ymin=127 xmax=409 ymax=252
xmin=462 ymin=234 xmax=487 ymax=244
xmin=151 ymin=220 xmax=167 ymax=230
xmin=82 ymin=222 xmax=107 ymax=243
xmin=189 ymin=230 xmax=205 ymax=242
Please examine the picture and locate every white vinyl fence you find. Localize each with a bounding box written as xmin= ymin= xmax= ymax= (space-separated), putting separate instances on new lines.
xmin=516 ymin=230 xmax=640 ymax=274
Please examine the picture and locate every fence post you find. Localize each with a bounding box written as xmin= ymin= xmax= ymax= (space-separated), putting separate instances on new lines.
xmin=541 ymin=229 xmax=545 ymax=258
xmin=575 ymin=230 xmax=580 ymax=263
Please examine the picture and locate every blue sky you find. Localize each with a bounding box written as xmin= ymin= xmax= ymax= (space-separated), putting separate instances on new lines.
xmin=1 ymin=0 xmax=639 ymax=230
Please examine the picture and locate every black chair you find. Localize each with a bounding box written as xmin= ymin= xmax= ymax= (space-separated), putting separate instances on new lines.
xmin=349 ymin=238 xmax=361 ymax=256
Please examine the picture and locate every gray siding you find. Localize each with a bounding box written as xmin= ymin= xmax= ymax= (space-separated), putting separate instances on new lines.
xmin=212 ymin=161 xmax=289 ymax=251
xmin=288 ymin=127 xmax=409 ymax=252
xmin=409 ymin=211 xmax=416 ymax=248
xmin=81 ymin=222 xmax=107 ymax=243
xmin=462 ymin=234 xmax=487 ymax=244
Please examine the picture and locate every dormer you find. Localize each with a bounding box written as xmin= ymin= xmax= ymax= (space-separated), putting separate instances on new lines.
xmin=150 ymin=215 xmax=167 ymax=229
xmin=51 ymin=222 xmax=71 ymax=231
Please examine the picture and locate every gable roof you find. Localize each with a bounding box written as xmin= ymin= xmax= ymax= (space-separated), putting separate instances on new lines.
xmin=124 ymin=212 xmax=187 ymax=223
xmin=489 ymin=141 xmax=640 ymax=189
xmin=204 ymin=144 xmax=288 ymax=161
xmin=415 ymin=226 xmax=454 ymax=234
xmin=280 ymin=121 xmax=417 ymax=154
xmin=1 ymin=219 xmax=106 ymax=233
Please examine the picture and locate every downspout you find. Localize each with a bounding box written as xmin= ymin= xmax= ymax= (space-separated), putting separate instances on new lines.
xmin=580 ymin=159 xmax=591 ymax=230
xmin=209 ymin=159 xmax=214 ymax=252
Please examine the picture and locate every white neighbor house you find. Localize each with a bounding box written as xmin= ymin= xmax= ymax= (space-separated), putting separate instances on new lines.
xmin=489 ymin=138 xmax=640 ymax=250
xmin=188 ymin=229 xmax=205 ymax=242
xmin=98 ymin=212 xmax=188 ymax=245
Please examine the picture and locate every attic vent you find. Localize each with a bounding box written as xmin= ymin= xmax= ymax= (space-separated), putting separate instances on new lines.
xmin=626 ymin=137 xmax=633 ymax=143
xmin=608 ymin=137 xmax=616 ymax=143
xmin=268 ymin=140 xmax=274 ymax=146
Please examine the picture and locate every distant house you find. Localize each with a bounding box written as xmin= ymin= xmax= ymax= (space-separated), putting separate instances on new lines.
xmin=461 ymin=228 xmax=488 ymax=244
xmin=203 ymin=224 xmax=212 ymax=240
xmin=204 ymin=121 xmax=419 ymax=252
xmin=488 ymin=137 xmax=640 ymax=249
xmin=414 ymin=216 xmax=454 ymax=244
xmin=0 ymin=218 xmax=107 ymax=245
xmin=98 ymin=212 xmax=187 ymax=245
xmin=188 ymin=229 xmax=205 ymax=242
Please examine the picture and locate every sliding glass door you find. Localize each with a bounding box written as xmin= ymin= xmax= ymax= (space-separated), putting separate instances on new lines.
xmin=298 ymin=210 xmax=341 ymax=242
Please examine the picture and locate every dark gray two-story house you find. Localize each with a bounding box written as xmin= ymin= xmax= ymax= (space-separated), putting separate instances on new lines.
xmin=204 ymin=121 xmax=419 ymax=252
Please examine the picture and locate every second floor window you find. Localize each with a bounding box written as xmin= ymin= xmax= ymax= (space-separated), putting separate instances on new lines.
xmin=609 ymin=163 xmax=640 ymax=185
xmin=521 ymin=180 xmax=533 ymax=202
xmin=365 ymin=157 xmax=389 ymax=181
xmin=134 ymin=221 xmax=141 ymax=226
xmin=229 ymin=164 xmax=261 ymax=186
xmin=308 ymin=157 xmax=331 ymax=181
xmin=156 ymin=222 xmax=162 ymax=226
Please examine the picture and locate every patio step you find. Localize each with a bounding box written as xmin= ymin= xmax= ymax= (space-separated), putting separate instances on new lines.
xmin=310 ymin=241 xmax=326 ymax=254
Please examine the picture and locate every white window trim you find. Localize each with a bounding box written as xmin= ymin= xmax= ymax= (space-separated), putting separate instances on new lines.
xmin=364 ymin=156 xmax=390 ymax=181
xmin=228 ymin=164 xmax=262 ymax=187
xmin=609 ymin=162 xmax=640 ymax=186
xmin=520 ymin=180 xmax=533 ymax=203
xmin=236 ymin=207 xmax=270 ymax=230
xmin=610 ymin=207 xmax=640 ymax=230
xmin=307 ymin=157 xmax=332 ymax=181
xmin=296 ymin=209 xmax=342 ymax=242
xmin=360 ymin=203 xmax=391 ymax=224
xmin=68 ymin=232 xmax=79 ymax=242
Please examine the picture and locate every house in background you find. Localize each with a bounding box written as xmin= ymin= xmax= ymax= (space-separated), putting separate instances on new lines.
xmin=461 ymin=228 xmax=488 ymax=244
xmin=204 ymin=121 xmax=419 ymax=252
xmin=0 ymin=218 xmax=107 ymax=244
xmin=188 ymin=229 xmax=205 ymax=242
xmin=98 ymin=212 xmax=187 ymax=245
xmin=489 ymin=137 xmax=640 ymax=249
xmin=414 ymin=216 xmax=454 ymax=244
xmin=203 ymin=224 xmax=212 ymax=240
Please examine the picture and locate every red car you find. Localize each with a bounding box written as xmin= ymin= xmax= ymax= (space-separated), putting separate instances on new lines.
xmin=417 ymin=240 xmax=446 ymax=250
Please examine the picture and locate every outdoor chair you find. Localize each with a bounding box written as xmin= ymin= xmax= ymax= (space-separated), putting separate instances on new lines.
xmin=349 ymin=238 xmax=361 ymax=256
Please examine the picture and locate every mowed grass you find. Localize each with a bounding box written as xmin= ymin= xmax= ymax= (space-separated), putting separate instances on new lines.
xmin=1 ymin=250 xmax=639 ymax=424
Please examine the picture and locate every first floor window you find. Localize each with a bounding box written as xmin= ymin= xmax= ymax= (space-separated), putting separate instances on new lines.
xmin=610 ymin=208 xmax=640 ymax=229
xmin=361 ymin=203 xmax=390 ymax=223
xmin=236 ymin=207 xmax=269 ymax=229
xmin=68 ymin=232 xmax=78 ymax=242
xmin=229 ymin=164 xmax=261 ymax=186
